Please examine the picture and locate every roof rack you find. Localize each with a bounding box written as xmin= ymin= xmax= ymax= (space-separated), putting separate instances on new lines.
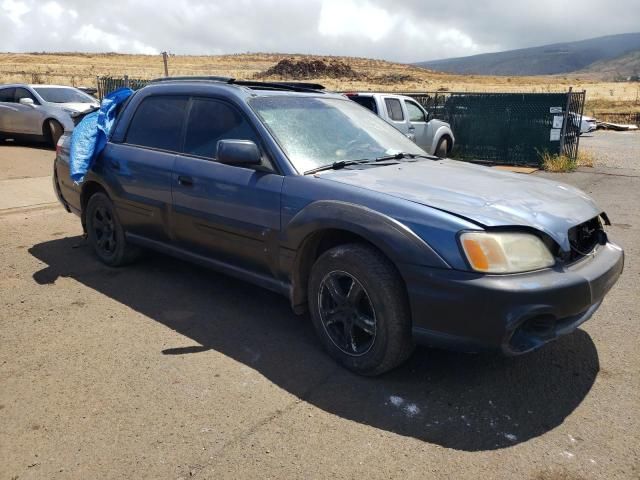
xmin=147 ymin=77 xmax=326 ymax=93
xmin=149 ymin=76 xmax=234 ymax=83
xmin=230 ymin=80 xmax=326 ymax=93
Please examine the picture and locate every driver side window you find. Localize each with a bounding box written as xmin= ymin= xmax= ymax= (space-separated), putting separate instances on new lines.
xmin=184 ymin=98 xmax=260 ymax=159
xmin=405 ymin=100 xmax=426 ymax=122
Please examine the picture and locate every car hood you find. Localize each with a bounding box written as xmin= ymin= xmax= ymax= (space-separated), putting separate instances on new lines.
xmin=55 ymin=102 xmax=99 ymax=112
xmin=318 ymin=159 xmax=602 ymax=251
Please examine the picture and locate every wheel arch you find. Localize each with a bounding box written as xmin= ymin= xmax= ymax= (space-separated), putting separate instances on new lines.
xmin=431 ymin=125 xmax=455 ymax=154
xmin=80 ymin=180 xmax=110 ymax=232
xmin=284 ymin=200 xmax=449 ymax=313
xmin=41 ymin=117 xmax=63 ymax=136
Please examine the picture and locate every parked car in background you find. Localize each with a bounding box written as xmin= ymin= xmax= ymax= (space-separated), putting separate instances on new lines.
xmin=569 ymin=112 xmax=597 ymax=135
xmin=0 ymin=84 xmax=99 ymax=147
xmin=54 ymin=78 xmax=623 ymax=376
xmin=579 ymin=114 xmax=597 ymax=134
xmin=345 ymin=92 xmax=454 ymax=157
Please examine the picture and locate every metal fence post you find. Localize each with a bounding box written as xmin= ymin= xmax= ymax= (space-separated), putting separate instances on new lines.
xmin=559 ymin=87 xmax=572 ymax=156
xmin=162 ymin=52 xmax=169 ymax=77
xmin=572 ymin=90 xmax=586 ymax=160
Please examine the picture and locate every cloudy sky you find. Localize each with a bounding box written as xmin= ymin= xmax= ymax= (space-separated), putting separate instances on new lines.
xmin=1 ymin=0 xmax=639 ymax=62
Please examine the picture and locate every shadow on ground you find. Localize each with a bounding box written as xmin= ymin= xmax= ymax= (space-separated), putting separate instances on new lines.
xmin=29 ymin=236 xmax=600 ymax=451
xmin=1 ymin=137 xmax=53 ymax=150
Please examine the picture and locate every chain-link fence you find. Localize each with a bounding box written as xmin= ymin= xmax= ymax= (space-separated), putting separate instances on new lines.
xmin=96 ymin=76 xmax=585 ymax=166
xmin=401 ymin=90 xmax=585 ymax=166
xmin=96 ymin=76 xmax=150 ymax=100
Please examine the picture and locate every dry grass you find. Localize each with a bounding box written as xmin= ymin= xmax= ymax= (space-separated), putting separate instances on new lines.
xmin=0 ymin=52 xmax=638 ymax=113
xmin=540 ymin=148 xmax=594 ymax=172
xmin=541 ymin=152 xmax=578 ymax=172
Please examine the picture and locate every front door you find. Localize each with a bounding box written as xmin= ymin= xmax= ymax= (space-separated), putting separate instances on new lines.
xmin=403 ymin=98 xmax=431 ymax=152
xmin=171 ymin=97 xmax=283 ymax=276
xmin=13 ymin=88 xmax=43 ymax=135
xmin=0 ymin=87 xmax=17 ymax=134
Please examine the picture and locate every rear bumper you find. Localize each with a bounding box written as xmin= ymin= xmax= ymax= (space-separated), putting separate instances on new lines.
xmin=402 ymin=242 xmax=624 ymax=355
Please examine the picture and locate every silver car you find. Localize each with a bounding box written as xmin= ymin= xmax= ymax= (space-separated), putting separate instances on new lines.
xmin=346 ymin=92 xmax=455 ymax=157
xmin=0 ymin=84 xmax=99 ymax=147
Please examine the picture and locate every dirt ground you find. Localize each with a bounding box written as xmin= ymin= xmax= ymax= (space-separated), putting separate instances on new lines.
xmin=0 ymin=132 xmax=638 ymax=479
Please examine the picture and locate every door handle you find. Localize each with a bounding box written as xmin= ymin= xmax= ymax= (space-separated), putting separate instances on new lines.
xmin=178 ymin=175 xmax=194 ymax=186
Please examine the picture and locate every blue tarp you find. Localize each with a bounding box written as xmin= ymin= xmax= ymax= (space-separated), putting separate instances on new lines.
xmin=70 ymin=87 xmax=134 ymax=183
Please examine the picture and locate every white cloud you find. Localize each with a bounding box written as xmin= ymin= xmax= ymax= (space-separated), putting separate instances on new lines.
xmin=435 ymin=28 xmax=481 ymax=54
xmin=72 ymin=24 xmax=159 ymax=55
xmin=2 ymin=0 xmax=30 ymax=25
xmin=42 ymin=1 xmax=64 ymax=20
xmin=318 ymin=0 xmax=397 ymax=42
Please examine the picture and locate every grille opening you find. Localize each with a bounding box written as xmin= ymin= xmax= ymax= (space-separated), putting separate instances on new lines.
xmin=567 ymin=216 xmax=606 ymax=262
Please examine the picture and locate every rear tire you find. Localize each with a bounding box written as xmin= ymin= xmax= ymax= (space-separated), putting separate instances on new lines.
xmin=86 ymin=192 xmax=140 ymax=267
xmin=308 ymin=243 xmax=414 ymax=376
xmin=435 ymin=137 xmax=449 ymax=157
xmin=45 ymin=119 xmax=64 ymax=148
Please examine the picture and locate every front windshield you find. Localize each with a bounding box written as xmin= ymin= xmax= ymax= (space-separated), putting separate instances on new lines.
xmin=250 ymin=96 xmax=425 ymax=173
xmin=34 ymin=87 xmax=96 ymax=104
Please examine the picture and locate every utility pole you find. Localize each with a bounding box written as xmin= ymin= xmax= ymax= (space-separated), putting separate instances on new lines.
xmin=162 ymin=52 xmax=169 ymax=77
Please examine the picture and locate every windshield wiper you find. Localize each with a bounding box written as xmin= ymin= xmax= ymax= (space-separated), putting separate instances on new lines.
xmin=303 ymin=152 xmax=437 ymax=175
xmin=304 ymin=159 xmax=374 ymax=175
xmin=373 ymin=152 xmax=436 ymax=162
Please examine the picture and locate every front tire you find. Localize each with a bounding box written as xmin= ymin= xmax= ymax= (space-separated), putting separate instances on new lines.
xmin=435 ymin=137 xmax=449 ymax=157
xmin=45 ymin=119 xmax=64 ymax=148
xmin=308 ymin=243 xmax=414 ymax=376
xmin=86 ymin=192 xmax=140 ymax=267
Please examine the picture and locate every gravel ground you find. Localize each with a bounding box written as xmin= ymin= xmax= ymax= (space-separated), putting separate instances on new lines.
xmin=579 ymin=130 xmax=640 ymax=171
xmin=0 ymin=137 xmax=639 ymax=479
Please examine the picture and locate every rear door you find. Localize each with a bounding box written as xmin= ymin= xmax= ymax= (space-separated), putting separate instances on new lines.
xmin=403 ymin=98 xmax=431 ymax=152
xmin=171 ymin=97 xmax=283 ymax=276
xmin=382 ymin=96 xmax=412 ymax=139
xmin=101 ymin=95 xmax=188 ymax=241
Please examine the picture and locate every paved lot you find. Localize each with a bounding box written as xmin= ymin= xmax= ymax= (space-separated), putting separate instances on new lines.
xmin=0 ymin=132 xmax=639 ymax=479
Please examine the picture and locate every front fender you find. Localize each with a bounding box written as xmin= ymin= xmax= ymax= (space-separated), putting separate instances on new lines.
xmin=283 ymin=200 xmax=450 ymax=269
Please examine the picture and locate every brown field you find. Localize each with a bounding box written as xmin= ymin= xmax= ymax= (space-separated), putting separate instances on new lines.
xmin=1 ymin=52 xmax=638 ymax=115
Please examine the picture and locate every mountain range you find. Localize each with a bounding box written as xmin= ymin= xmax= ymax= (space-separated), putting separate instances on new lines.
xmin=414 ymin=33 xmax=640 ymax=78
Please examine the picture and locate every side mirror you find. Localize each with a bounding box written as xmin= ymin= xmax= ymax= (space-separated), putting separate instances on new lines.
xmin=217 ymin=139 xmax=261 ymax=166
xmin=19 ymin=97 xmax=35 ymax=106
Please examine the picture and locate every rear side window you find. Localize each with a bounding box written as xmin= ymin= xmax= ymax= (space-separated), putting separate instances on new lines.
xmin=184 ymin=98 xmax=259 ymax=159
xmin=384 ymin=98 xmax=404 ymax=121
xmin=350 ymin=96 xmax=378 ymax=114
xmin=0 ymin=88 xmax=15 ymax=103
xmin=126 ymin=96 xmax=188 ymax=152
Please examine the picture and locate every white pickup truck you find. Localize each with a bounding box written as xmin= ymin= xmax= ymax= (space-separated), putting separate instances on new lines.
xmin=345 ymin=92 xmax=455 ymax=157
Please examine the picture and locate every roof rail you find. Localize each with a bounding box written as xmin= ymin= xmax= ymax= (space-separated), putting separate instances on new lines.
xmin=230 ymin=80 xmax=326 ymax=92
xmin=149 ymin=76 xmax=235 ymax=83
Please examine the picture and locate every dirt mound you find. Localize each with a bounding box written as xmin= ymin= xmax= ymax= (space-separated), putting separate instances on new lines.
xmin=255 ymin=58 xmax=363 ymax=80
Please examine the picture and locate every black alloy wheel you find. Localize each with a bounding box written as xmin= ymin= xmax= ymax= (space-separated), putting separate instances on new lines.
xmin=318 ymin=270 xmax=376 ymax=356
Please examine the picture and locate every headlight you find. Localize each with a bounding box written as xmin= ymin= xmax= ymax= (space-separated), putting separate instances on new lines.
xmin=460 ymin=231 xmax=555 ymax=273
xmin=63 ymin=108 xmax=81 ymax=118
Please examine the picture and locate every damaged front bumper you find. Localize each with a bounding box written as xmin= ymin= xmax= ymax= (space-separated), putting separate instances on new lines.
xmin=402 ymin=241 xmax=624 ymax=354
